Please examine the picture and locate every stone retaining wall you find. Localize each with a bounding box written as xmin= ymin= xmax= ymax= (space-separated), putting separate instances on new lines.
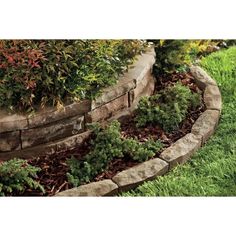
xmin=0 ymin=47 xmax=156 ymax=160
xmin=56 ymin=65 xmax=222 ymax=196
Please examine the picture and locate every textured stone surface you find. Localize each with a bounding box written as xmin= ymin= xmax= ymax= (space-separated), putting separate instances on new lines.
xmin=160 ymin=133 xmax=202 ymax=169
xmin=190 ymin=66 xmax=217 ymax=89
xmin=0 ymin=112 xmax=28 ymax=133
xmin=127 ymin=47 xmax=155 ymax=84
xmin=112 ymin=158 xmax=169 ymax=192
xmin=129 ymin=72 xmax=155 ymax=108
xmin=56 ymin=180 xmax=118 ymax=196
xmin=192 ymin=110 xmax=220 ymax=144
xmin=28 ymin=99 xmax=91 ymax=128
xmin=108 ymin=108 xmax=134 ymax=123
xmin=21 ymin=116 xmax=84 ymax=148
xmin=86 ymin=94 xmax=129 ymax=123
xmin=0 ymin=131 xmax=91 ymax=161
xmin=0 ymin=131 xmax=21 ymax=152
xmin=204 ymin=85 xmax=222 ymax=111
xmin=92 ymin=77 xmax=135 ymax=109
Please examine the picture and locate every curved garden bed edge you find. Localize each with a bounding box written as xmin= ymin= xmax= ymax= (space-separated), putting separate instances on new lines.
xmin=55 ymin=65 xmax=222 ymax=197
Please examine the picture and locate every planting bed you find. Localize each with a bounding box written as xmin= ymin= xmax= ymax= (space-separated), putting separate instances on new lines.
xmin=21 ymin=70 xmax=207 ymax=196
xmin=0 ymin=45 xmax=222 ymax=196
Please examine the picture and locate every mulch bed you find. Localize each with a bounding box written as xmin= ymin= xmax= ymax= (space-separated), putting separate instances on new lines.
xmin=21 ymin=72 xmax=205 ymax=196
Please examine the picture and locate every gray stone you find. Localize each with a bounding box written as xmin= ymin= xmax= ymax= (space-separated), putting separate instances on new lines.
xmin=21 ymin=115 xmax=84 ymax=148
xmin=129 ymin=72 xmax=155 ymax=108
xmin=204 ymin=85 xmax=222 ymax=111
xmin=108 ymin=108 xmax=134 ymax=123
xmin=190 ymin=66 xmax=217 ymax=90
xmin=126 ymin=48 xmax=155 ymax=84
xmin=112 ymin=158 xmax=169 ymax=192
xmin=0 ymin=131 xmax=21 ymax=152
xmin=0 ymin=131 xmax=91 ymax=161
xmin=192 ymin=110 xmax=220 ymax=144
xmin=91 ymin=77 xmax=135 ymax=109
xmin=86 ymin=94 xmax=129 ymax=123
xmin=160 ymin=133 xmax=202 ymax=169
xmin=0 ymin=111 xmax=28 ymax=133
xmin=28 ymin=99 xmax=91 ymax=128
xmin=56 ymin=180 xmax=118 ymax=196
xmin=55 ymin=130 xmax=91 ymax=152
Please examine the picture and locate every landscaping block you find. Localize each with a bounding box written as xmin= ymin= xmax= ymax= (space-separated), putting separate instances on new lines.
xmin=0 ymin=131 xmax=91 ymax=161
xmin=21 ymin=116 xmax=85 ymax=148
xmin=127 ymin=48 xmax=155 ymax=84
xmin=91 ymin=77 xmax=135 ymax=109
xmin=86 ymin=94 xmax=129 ymax=123
xmin=160 ymin=133 xmax=202 ymax=169
xmin=190 ymin=66 xmax=217 ymax=90
xmin=112 ymin=158 xmax=169 ymax=192
xmin=204 ymin=85 xmax=222 ymax=111
xmin=0 ymin=131 xmax=21 ymax=152
xmin=129 ymin=72 xmax=155 ymax=108
xmin=191 ymin=110 xmax=220 ymax=144
xmin=0 ymin=112 xmax=28 ymax=133
xmin=27 ymin=100 xmax=91 ymax=128
xmin=56 ymin=180 xmax=118 ymax=196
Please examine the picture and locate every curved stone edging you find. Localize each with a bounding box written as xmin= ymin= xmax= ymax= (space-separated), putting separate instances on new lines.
xmin=56 ymin=65 xmax=222 ymax=197
xmin=0 ymin=47 xmax=155 ymax=160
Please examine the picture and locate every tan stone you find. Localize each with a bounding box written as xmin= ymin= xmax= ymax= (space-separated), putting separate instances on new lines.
xmin=192 ymin=110 xmax=220 ymax=144
xmin=56 ymin=180 xmax=118 ymax=196
xmin=21 ymin=116 xmax=84 ymax=148
xmin=91 ymin=77 xmax=135 ymax=109
xmin=190 ymin=66 xmax=217 ymax=90
xmin=0 ymin=111 xmax=28 ymax=133
xmin=0 ymin=131 xmax=21 ymax=152
xmin=0 ymin=131 xmax=91 ymax=161
xmin=86 ymin=94 xmax=129 ymax=123
xmin=112 ymin=158 xmax=169 ymax=192
xmin=160 ymin=133 xmax=202 ymax=169
xmin=204 ymin=85 xmax=222 ymax=111
xmin=28 ymin=99 xmax=91 ymax=128
xmin=108 ymin=108 xmax=134 ymax=123
xmin=126 ymin=48 xmax=155 ymax=84
xmin=129 ymin=73 xmax=155 ymax=108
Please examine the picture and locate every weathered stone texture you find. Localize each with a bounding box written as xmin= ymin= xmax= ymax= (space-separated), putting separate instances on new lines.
xmin=0 ymin=131 xmax=91 ymax=161
xmin=204 ymin=85 xmax=222 ymax=111
xmin=92 ymin=77 xmax=135 ymax=109
xmin=191 ymin=110 xmax=220 ymax=144
xmin=190 ymin=66 xmax=217 ymax=89
xmin=0 ymin=112 xmax=28 ymax=133
xmin=0 ymin=131 xmax=21 ymax=152
xmin=129 ymin=73 xmax=155 ymax=108
xmin=56 ymin=180 xmax=118 ymax=196
xmin=27 ymin=99 xmax=91 ymax=128
xmin=86 ymin=94 xmax=128 ymax=123
xmin=112 ymin=158 xmax=168 ymax=192
xmin=160 ymin=133 xmax=202 ymax=169
xmin=21 ymin=116 xmax=84 ymax=148
xmin=127 ymin=49 xmax=155 ymax=84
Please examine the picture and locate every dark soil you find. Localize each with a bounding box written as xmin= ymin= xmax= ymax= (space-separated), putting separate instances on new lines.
xmin=21 ymin=72 xmax=205 ymax=196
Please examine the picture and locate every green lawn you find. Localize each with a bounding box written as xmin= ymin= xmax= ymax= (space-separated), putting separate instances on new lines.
xmin=121 ymin=47 xmax=236 ymax=196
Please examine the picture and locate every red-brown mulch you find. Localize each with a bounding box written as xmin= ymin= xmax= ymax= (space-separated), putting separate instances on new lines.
xmin=20 ymin=72 xmax=205 ymax=196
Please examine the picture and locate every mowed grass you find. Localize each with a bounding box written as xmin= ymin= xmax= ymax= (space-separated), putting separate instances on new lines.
xmin=121 ymin=47 xmax=236 ymax=196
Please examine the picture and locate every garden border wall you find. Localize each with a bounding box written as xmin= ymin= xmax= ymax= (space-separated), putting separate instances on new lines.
xmin=55 ymin=66 xmax=222 ymax=196
xmin=0 ymin=47 xmax=155 ymax=160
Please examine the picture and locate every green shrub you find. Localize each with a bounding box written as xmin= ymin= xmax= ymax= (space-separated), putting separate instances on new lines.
xmin=135 ymin=83 xmax=201 ymax=132
xmin=0 ymin=40 xmax=146 ymax=111
xmin=151 ymin=40 xmax=219 ymax=75
xmin=0 ymin=158 xmax=45 ymax=196
xmin=67 ymin=121 xmax=163 ymax=187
